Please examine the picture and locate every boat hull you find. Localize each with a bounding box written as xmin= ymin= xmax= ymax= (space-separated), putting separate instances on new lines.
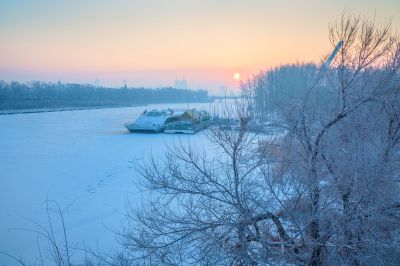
xmin=164 ymin=129 xmax=195 ymax=134
xmin=125 ymin=123 xmax=164 ymax=133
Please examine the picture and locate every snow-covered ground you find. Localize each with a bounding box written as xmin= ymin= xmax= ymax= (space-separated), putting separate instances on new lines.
xmin=0 ymin=102 xmax=218 ymax=265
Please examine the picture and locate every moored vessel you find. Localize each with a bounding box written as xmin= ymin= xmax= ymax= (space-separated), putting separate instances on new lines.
xmin=164 ymin=109 xmax=211 ymax=134
xmin=125 ymin=109 xmax=174 ymax=133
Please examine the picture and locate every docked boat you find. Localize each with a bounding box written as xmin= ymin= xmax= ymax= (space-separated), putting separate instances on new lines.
xmin=125 ymin=109 xmax=174 ymax=133
xmin=164 ymin=109 xmax=211 ymax=134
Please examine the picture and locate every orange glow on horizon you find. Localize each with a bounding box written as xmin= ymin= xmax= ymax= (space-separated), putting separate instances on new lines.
xmin=0 ymin=1 xmax=399 ymax=91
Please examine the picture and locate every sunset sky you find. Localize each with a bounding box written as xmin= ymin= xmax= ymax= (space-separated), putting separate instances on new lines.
xmin=1 ymin=0 xmax=399 ymax=93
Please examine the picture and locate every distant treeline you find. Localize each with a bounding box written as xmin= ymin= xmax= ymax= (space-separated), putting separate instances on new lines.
xmin=0 ymin=81 xmax=210 ymax=110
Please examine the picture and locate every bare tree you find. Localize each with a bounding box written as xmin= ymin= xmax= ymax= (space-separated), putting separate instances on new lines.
xmin=122 ymin=103 xmax=304 ymax=265
xmin=280 ymin=13 xmax=400 ymax=265
xmin=123 ymin=12 xmax=400 ymax=266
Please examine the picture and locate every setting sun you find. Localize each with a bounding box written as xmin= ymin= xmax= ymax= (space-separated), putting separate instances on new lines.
xmin=233 ymin=72 xmax=241 ymax=81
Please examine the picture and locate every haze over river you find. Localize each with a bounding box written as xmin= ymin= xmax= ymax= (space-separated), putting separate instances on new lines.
xmin=0 ymin=102 xmax=220 ymax=265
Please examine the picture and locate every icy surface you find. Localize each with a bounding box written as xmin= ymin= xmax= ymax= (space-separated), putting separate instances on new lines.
xmin=0 ymin=102 xmax=216 ymax=265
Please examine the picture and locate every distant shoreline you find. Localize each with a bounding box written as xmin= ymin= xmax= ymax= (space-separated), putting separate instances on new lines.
xmin=0 ymin=104 xmax=145 ymax=115
xmin=0 ymin=100 xmax=214 ymax=115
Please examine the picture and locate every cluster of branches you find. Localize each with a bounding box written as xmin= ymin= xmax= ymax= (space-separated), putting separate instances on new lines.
xmin=0 ymin=81 xmax=210 ymax=110
xmin=241 ymin=63 xmax=321 ymax=119
xmin=122 ymin=13 xmax=400 ymax=265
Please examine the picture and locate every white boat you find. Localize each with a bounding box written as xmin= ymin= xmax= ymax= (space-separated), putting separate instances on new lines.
xmin=125 ymin=109 xmax=174 ymax=133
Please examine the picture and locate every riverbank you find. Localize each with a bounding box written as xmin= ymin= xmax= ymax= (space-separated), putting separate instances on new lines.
xmin=0 ymin=104 xmax=146 ymax=115
xmin=0 ymin=100 xmax=214 ymax=115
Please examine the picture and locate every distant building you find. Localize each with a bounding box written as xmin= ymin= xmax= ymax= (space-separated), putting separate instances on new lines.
xmin=219 ymin=85 xmax=227 ymax=96
xmin=94 ymin=78 xmax=100 ymax=87
xmin=174 ymin=78 xmax=188 ymax=89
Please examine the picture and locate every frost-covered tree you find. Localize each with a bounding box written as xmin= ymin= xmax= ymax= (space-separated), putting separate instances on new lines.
xmin=0 ymin=81 xmax=209 ymax=110
xmin=261 ymin=13 xmax=400 ymax=265
xmin=122 ymin=104 xmax=296 ymax=265
xmin=125 ymin=13 xmax=400 ymax=266
xmin=242 ymin=63 xmax=320 ymax=119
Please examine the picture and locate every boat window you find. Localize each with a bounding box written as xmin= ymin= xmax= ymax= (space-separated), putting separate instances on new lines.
xmin=147 ymin=111 xmax=164 ymax=116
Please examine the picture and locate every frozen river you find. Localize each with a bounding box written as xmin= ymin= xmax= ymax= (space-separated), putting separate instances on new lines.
xmin=0 ymin=102 xmax=218 ymax=265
